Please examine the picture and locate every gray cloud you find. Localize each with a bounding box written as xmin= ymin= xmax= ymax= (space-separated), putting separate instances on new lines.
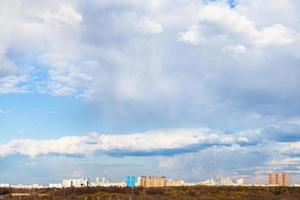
xmin=0 ymin=0 xmax=299 ymax=130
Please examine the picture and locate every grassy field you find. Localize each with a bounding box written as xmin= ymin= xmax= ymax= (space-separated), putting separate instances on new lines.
xmin=1 ymin=186 xmax=300 ymax=200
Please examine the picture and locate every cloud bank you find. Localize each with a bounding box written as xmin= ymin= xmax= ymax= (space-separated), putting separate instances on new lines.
xmin=1 ymin=121 xmax=300 ymax=160
xmin=0 ymin=128 xmax=244 ymax=158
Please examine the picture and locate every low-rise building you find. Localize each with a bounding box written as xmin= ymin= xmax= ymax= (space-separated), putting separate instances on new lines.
xmin=166 ymin=179 xmax=185 ymax=186
xmin=49 ymin=183 xmax=63 ymax=188
xmin=219 ymin=177 xmax=233 ymax=186
xmin=140 ymin=176 xmax=167 ymax=187
xmin=0 ymin=183 xmax=10 ymax=188
xmin=195 ymin=179 xmax=216 ymax=186
xmin=105 ymin=182 xmax=125 ymax=187
xmin=10 ymin=184 xmax=45 ymax=189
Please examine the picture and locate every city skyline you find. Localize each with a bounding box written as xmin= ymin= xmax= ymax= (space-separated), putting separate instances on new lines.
xmin=1 ymin=0 xmax=300 ymax=184
xmin=0 ymin=172 xmax=294 ymax=188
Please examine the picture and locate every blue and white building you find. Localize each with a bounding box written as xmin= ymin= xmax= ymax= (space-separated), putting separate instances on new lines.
xmin=125 ymin=176 xmax=136 ymax=187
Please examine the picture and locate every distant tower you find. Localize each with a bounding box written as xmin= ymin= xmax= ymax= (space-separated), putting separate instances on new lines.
xmin=213 ymin=150 xmax=217 ymax=183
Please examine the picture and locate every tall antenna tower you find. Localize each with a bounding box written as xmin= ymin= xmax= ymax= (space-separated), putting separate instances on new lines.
xmin=213 ymin=150 xmax=217 ymax=183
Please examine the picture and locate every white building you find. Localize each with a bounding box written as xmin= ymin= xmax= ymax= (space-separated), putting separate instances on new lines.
xmin=62 ymin=179 xmax=73 ymax=188
xmin=102 ymin=177 xmax=106 ymax=183
xmin=236 ymin=178 xmax=244 ymax=186
xmin=219 ymin=177 xmax=233 ymax=186
xmin=92 ymin=177 xmax=108 ymax=186
xmin=73 ymin=178 xmax=89 ymax=187
xmin=11 ymin=184 xmax=45 ymax=189
xmin=105 ymin=182 xmax=125 ymax=187
xmin=49 ymin=183 xmax=63 ymax=188
xmin=95 ymin=177 xmax=100 ymax=183
xmin=137 ymin=177 xmax=141 ymax=186
xmin=196 ymin=179 xmax=216 ymax=186
xmin=62 ymin=178 xmax=89 ymax=188
xmin=0 ymin=183 xmax=10 ymax=188
xmin=90 ymin=181 xmax=125 ymax=187
xmin=166 ymin=179 xmax=185 ymax=186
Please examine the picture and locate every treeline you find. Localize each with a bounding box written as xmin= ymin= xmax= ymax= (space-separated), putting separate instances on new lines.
xmin=2 ymin=186 xmax=300 ymax=200
xmin=0 ymin=188 xmax=9 ymax=195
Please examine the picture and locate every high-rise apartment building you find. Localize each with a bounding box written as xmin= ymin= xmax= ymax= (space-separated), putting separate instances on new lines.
xmin=283 ymin=173 xmax=290 ymax=186
xmin=269 ymin=173 xmax=276 ymax=185
xmin=125 ymin=176 xmax=137 ymax=187
xmin=268 ymin=173 xmax=290 ymax=186
xmin=276 ymin=174 xmax=283 ymax=186
xmin=62 ymin=178 xmax=89 ymax=188
xmin=140 ymin=176 xmax=167 ymax=187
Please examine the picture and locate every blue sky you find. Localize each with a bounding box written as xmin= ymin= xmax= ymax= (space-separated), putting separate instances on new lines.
xmin=1 ymin=0 xmax=300 ymax=184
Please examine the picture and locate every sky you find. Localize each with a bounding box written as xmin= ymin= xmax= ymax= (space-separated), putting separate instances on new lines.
xmin=1 ymin=0 xmax=300 ymax=185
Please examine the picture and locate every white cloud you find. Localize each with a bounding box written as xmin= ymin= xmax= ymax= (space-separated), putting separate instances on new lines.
xmin=0 ymin=75 xmax=28 ymax=94
xmin=48 ymin=62 xmax=93 ymax=91
xmin=269 ymin=157 xmax=300 ymax=166
xmin=137 ymin=17 xmax=163 ymax=34
xmin=223 ymin=44 xmax=246 ymax=57
xmin=47 ymin=81 xmax=76 ymax=96
xmin=198 ymin=3 xmax=258 ymax=40
xmin=179 ymin=25 xmax=205 ymax=45
xmin=236 ymin=0 xmax=300 ymax=28
xmin=5 ymin=119 xmax=299 ymax=160
xmin=254 ymin=24 xmax=298 ymax=47
xmin=42 ymin=6 xmax=82 ymax=29
xmin=179 ymin=2 xmax=299 ymax=48
xmin=0 ymin=52 xmax=29 ymax=94
xmin=0 ymin=0 xmax=300 ymax=141
xmin=282 ymin=142 xmax=300 ymax=154
xmin=0 ymin=0 xmax=299 ymax=100
xmin=0 ymin=128 xmax=251 ymax=158
xmin=0 ymin=1 xmax=84 ymax=94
